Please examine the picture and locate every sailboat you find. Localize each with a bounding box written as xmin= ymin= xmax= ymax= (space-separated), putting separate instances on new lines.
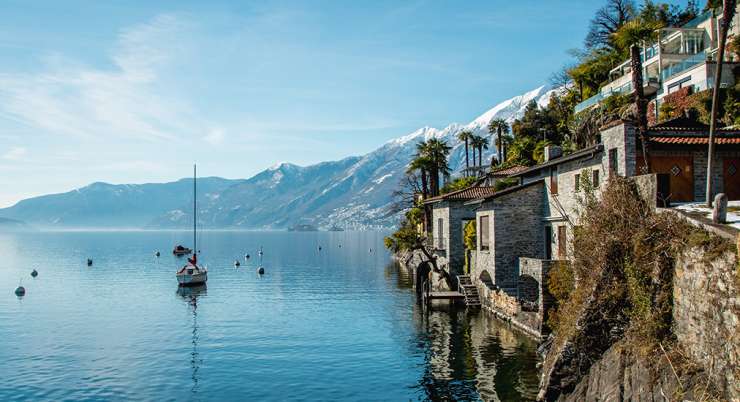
xmin=176 ymin=164 xmax=208 ymax=286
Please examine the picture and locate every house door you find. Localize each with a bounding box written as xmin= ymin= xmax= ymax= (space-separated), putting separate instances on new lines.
xmin=723 ymin=158 xmax=740 ymax=200
xmin=650 ymin=156 xmax=694 ymax=202
xmin=544 ymin=226 xmax=552 ymax=260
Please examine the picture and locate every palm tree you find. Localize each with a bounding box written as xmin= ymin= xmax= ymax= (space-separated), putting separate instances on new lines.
xmin=407 ymin=155 xmax=433 ymax=199
xmin=470 ymin=135 xmax=489 ymax=172
xmin=457 ymin=130 xmax=474 ymax=176
xmin=487 ymin=118 xmax=509 ymax=166
xmin=420 ymin=138 xmax=452 ymax=196
xmin=706 ymin=0 xmax=737 ymax=206
xmin=614 ymin=19 xmax=661 ymax=174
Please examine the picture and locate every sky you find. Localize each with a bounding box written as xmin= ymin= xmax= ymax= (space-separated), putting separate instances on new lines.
xmin=0 ymin=0 xmax=686 ymax=207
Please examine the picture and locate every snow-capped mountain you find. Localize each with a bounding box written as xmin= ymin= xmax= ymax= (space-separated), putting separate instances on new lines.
xmin=0 ymin=85 xmax=556 ymax=229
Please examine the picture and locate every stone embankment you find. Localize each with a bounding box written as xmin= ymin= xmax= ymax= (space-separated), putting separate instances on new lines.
xmin=539 ymin=244 xmax=739 ymax=401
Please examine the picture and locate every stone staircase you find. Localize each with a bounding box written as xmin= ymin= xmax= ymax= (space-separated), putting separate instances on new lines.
xmin=457 ymin=275 xmax=481 ymax=308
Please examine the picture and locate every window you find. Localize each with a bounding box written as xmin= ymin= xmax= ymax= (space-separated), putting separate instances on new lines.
xmin=479 ymin=215 xmax=490 ymax=251
xmin=437 ymin=218 xmax=444 ymax=249
xmin=592 ymin=170 xmax=600 ymax=187
xmin=558 ymin=226 xmax=567 ymax=259
xmin=550 ymin=168 xmax=558 ymax=194
xmin=574 ymin=174 xmax=581 ymax=192
xmin=609 ymin=148 xmax=619 ymax=177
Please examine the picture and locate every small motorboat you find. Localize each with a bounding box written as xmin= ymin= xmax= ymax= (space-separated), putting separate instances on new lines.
xmin=173 ymin=245 xmax=192 ymax=256
xmin=155 ymin=251 xmax=161 ymax=257
xmin=87 ymin=258 xmax=93 ymax=266
xmin=245 ymin=254 xmax=250 ymax=260
xmin=234 ymin=260 xmax=240 ymax=267
xmin=31 ymin=269 xmax=38 ymax=278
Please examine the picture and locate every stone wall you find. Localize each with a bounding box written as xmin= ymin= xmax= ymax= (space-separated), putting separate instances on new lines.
xmin=673 ymin=246 xmax=739 ymax=400
xmin=629 ymin=173 xmax=658 ymax=209
xmin=483 ymin=182 xmax=546 ymax=291
xmin=519 ymin=257 xmax=556 ymax=318
xmin=601 ymin=121 xmax=637 ymax=177
xmin=431 ymin=200 xmax=476 ymax=278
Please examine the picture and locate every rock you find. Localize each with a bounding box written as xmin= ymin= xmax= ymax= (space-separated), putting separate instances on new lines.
xmin=712 ymin=193 xmax=727 ymax=224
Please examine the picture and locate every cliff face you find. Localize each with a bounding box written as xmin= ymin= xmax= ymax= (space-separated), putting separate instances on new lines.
xmin=539 ymin=244 xmax=739 ymax=402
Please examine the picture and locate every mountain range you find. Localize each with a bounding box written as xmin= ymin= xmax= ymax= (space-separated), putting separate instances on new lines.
xmin=0 ymin=85 xmax=556 ymax=230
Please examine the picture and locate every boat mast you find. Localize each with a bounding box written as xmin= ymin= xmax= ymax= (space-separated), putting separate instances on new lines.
xmin=193 ymin=164 xmax=197 ymax=255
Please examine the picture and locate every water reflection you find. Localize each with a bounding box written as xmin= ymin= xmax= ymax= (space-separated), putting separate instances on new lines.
xmin=380 ymin=260 xmax=540 ymax=401
xmin=177 ymin=285 xmax=207 ymax=396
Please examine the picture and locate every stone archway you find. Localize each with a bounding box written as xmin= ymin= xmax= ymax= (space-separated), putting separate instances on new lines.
xmin=479 ymin=270 xmax=494 ymax=289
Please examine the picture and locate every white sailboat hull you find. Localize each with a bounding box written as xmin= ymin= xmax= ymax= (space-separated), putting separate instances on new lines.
xmin=177 ymin=267 xmax=208 ymax=286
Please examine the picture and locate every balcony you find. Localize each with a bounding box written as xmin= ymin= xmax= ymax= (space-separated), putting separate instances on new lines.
xmin=574 ymin=75 xmax=659 ymax=114
xmin=661 ymin=51 xmax=706 ymax=81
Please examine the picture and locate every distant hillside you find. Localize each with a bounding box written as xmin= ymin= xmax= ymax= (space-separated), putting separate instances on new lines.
xmin=0 ymin=178 xmax=244 ymax=228
xmin=0 ymin=217 xmax=29 ymax=231
xmin=1 ymin=85 xmax=557 ymax=229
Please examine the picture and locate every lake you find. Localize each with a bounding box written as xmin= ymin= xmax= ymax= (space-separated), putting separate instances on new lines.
xmin=0 ymin=230 xmax=539 ymax=401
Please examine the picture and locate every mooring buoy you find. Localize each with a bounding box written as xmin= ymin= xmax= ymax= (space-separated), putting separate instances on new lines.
xmin=155 ymin=251 xmax=160 ymax=257
xmin=257 ymin=266 xmax=264 ymax=275
xmin=31 ymin=269 xmax=38 ymax=278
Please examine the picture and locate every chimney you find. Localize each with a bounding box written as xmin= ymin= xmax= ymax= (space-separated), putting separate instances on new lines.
xmin=544 ymin=145 xmax=562 ymax=162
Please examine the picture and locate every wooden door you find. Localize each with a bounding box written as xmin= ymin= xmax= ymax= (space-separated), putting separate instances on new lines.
xmin=649 ymin=156 xmax=694 ymax=202
xmin=723 ymin=158 xmax=740 ymax=200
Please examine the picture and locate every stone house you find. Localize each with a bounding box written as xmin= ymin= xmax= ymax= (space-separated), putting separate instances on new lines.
xmin=423 ymin=186 xmax=496 ymax=278
xmin=464 ymin=116 xmax=739 ymax=337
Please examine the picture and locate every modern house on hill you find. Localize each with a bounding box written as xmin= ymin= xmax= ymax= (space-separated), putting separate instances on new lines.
xmin=575 ymin=6 xmax=740 ymax=115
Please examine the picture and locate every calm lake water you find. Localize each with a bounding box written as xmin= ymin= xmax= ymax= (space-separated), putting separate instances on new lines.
xmin=0 ymin=230 xmax=539 ymax=401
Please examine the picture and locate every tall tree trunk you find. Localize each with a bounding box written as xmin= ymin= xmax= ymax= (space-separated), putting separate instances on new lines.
xmin=478 ymin=146 xmax=483 ymax=167
xmin=471 ymin=147 xmax=476 ymax=168
xmin=420 ymin=169 xmax=428 ymax=199
xmin=630 ymin=44 xmax=650 ymax=174
xmin=430 ymin=168 xmax=439 ymax=196
xmin=707 ymin=0 xmax=736 ymax=206
xmin=497 ymin=128 xmax=503 ymax=166
xmin=464 ymin=139 xmax=470 ymax=177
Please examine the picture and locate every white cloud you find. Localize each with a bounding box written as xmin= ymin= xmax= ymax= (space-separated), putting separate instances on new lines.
xmin=2 ymin=146 xmax=27 ymax=161
xmin=204 ymin=128 xmax=225 ymax=145
xmin=0 ymin=14 xmax=200 ymax=142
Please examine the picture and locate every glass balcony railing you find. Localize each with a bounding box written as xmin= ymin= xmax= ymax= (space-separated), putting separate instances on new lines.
xmin=660 ymin=51 xmax=706 ymax=81
xmin=574 ymin=82 xmax=634 ymax=113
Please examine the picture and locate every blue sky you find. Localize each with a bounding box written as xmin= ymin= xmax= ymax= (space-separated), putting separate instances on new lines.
xmin=0 ymin=0 xmax=682 ymax=207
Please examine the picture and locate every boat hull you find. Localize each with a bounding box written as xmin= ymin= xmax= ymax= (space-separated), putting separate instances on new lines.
xmin=177 ymin=271 xmax=207 ymax=286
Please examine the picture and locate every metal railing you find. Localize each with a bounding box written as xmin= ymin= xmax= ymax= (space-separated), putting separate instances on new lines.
xmin=660 ymin=51 xmax=706 ymax=81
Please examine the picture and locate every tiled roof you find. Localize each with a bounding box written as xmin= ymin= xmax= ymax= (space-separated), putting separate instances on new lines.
xmin=649 ymin=136 xmax=740 ymax=144
xmin=509 ymin=144 xmax=603 ymax=177
xmin=488 ymin=165 xmax=528 ymax=177
xmin=649 ymin=116 xmax=710 ymax=131
xmin=424 ymin=186 xmax=497 ymax=204
xmin=464 ymin=179 xmax=545 ymax=205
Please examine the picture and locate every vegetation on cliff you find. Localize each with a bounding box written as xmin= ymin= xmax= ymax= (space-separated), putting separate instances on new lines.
xmin=541 ymin=177 xmax=737 ymax=400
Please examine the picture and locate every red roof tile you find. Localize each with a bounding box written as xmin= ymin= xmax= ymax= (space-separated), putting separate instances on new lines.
xmin=649 ymin=136 xmax=740 ymax=144
xmin=424 ymin=186 xmax=497 ymax=204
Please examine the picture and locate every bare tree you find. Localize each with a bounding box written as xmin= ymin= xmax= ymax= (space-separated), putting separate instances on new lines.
xmin=585 ymin=0 xmax=636 ymax=50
